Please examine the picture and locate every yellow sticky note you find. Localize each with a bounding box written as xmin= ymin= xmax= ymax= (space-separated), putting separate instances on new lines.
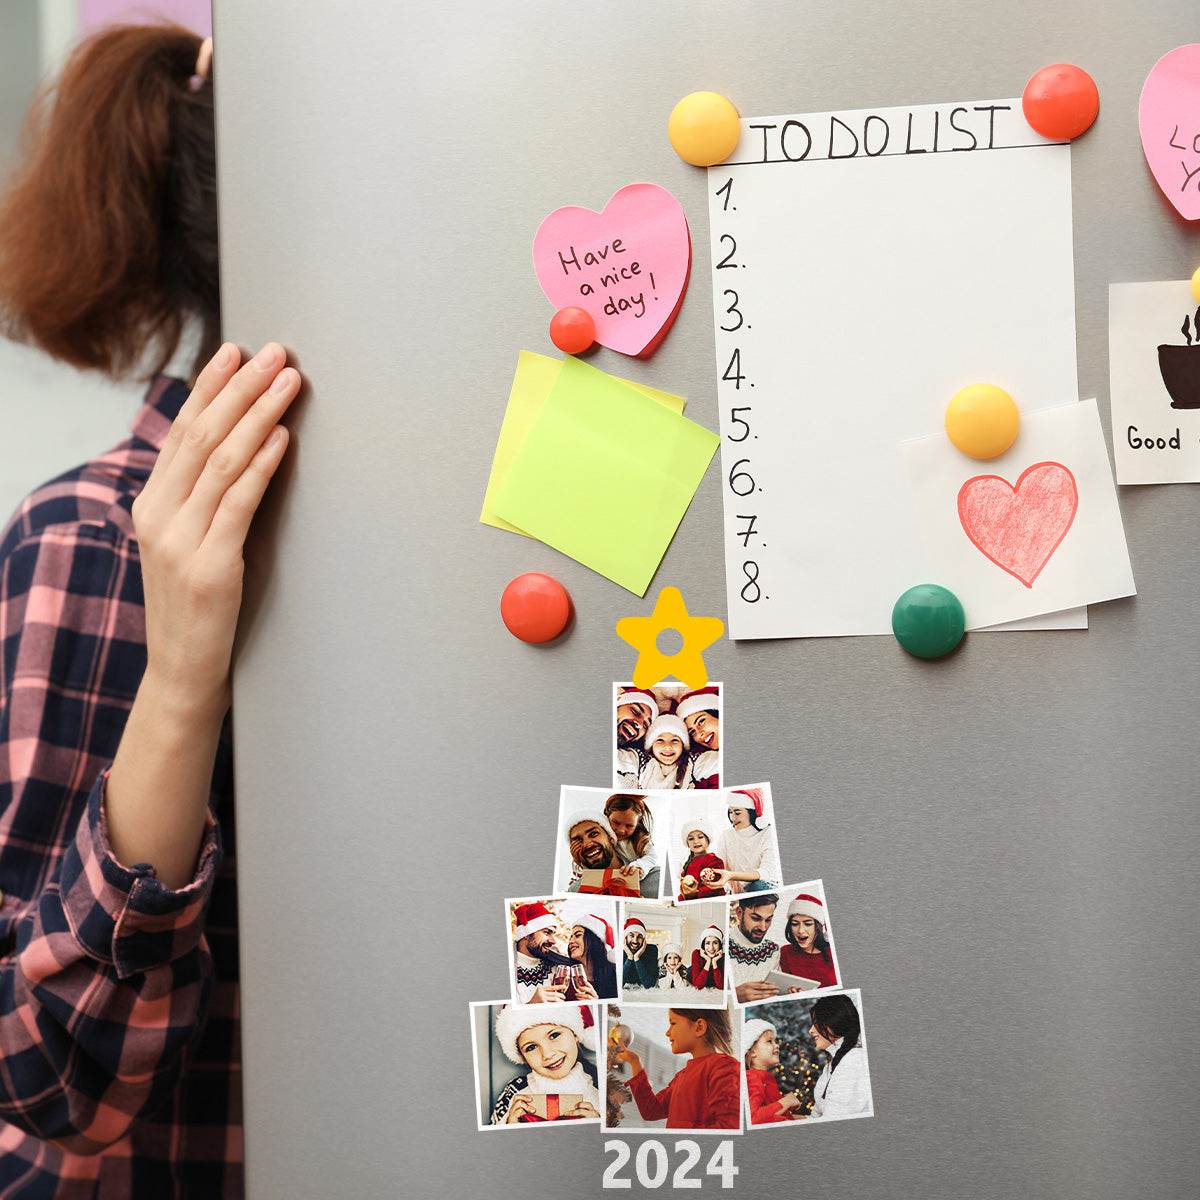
xmin=490 ymin=356 xmax=719 ymax=595
xmin=480 ymin=351 xmax=686 ymax=535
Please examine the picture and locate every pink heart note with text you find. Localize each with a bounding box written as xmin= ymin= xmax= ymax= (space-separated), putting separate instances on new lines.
xmin=1139 ymin=44 xmax=1200 ymax=221
xmin=957 ymin=462 xmax=1079 ymax=588
xmin=533 ymin=183 xmax=691 ymax=357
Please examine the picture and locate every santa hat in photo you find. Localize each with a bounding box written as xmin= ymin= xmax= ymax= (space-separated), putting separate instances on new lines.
xmin=512 ymin=901 xmax=558 ymax=944
xmin=699 ymin=924 xmax=724 ymax=948
xmin=495 ymin=1002 xmax=595 ymax=1065
xmin=663 ymin=942 xmax=683 ymax=960
xmin=676 ymin=687 xmax=720 ymax=720
xmin=616 ymin=687 xmax=659 ymax=721
xmin=644 ymin=713 xmax=688 ymax=749
xmin=730 ymin=786 xmax=766 ymax=819
xmin=564 ymin=810 xmax=616 ymax=842
xmin=623 ymin=916 xmax=647 ymax=936
xmin=786 ymin=893 xmax=827 ymax=930
xmin=679 ymin=817 xmax=713 ymax=848
xmin=573 ymin=911 xmax=618 ymax=964
xmin=742 ymin=1017 xmax=776 ymax=1061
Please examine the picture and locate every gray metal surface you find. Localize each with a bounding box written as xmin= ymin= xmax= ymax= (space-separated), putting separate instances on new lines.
xmin=214 ymin=2 xmax=1200 ymax=1196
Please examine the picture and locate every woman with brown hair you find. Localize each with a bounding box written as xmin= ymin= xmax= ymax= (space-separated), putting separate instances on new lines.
xmin=797 ymin=993 xmax=871 ymax=1121
xmin=0 ymin=24 xmax=296 ymax=1198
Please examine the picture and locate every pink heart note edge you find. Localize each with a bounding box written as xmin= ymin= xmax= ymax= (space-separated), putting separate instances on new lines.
xmin=1138 ymin=44 xmax=1200 ymax=222
xmin=957 ymin=462 xmax=1079 ymax=588
xmin=533 ymin=183 xmax=692 ymax=357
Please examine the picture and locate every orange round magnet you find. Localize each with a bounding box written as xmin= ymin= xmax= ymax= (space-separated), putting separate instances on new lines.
xmin=945 ymin=384 xmax=1020 ymax=459
xmin=549 ymin=306 xmax=596 ymax=354
xmin=1022 ymin=64 xmax=1099 ymax=140
xmin=501 ymin=573 xmax=572 ymax=643
xmin=668 ymin=91 xmax=740 ymax=166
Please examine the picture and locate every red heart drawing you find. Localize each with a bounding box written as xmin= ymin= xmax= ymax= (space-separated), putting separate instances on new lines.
xmin=957 ymin=462 xmax=1079 ymax=588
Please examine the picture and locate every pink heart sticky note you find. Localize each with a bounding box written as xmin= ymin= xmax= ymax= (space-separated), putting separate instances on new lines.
xmin=957 ymin=462 xmax=1079 ymax=588
xmin=1139 ymin=44 xmax=1200 ymax=221
xmin=533 ymin=184 xmax=691 ymax=358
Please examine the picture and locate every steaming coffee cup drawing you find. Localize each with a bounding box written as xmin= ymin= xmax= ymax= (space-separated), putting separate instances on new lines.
xmin=1158 ymin=306 xmax=1200 ymax=409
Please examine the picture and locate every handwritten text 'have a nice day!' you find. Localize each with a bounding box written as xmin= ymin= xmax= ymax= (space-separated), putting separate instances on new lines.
xmin=553 ymin=238 xmax=661 ymax=320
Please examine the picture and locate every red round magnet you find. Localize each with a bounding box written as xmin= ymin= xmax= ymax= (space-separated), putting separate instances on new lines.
xmin=501 ymin=573 xmax=572 ymax=643
xmin=549 ymin=306 xmax=596 ymax=354
xmin=1022 ymin=64 xmax=1099 ymax=140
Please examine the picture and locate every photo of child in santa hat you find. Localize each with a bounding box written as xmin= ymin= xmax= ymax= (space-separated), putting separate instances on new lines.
xmin=742 ymin=1017 xmax=801 ymax=1124
xmin=675 ymin=817 xmax=728 ymax=901
xmin=470 ymin=1001 xmax=602 ymax=1128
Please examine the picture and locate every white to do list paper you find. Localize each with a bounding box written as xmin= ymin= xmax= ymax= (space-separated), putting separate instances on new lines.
xmin=707 ymin=99 xmax=1078 ymax=639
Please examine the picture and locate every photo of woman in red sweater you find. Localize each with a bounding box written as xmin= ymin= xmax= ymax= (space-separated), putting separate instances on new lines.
xmin=778 ymin=892 xmax=839 ymax=991
xmin=690 ymin=925 xmax=726 ymax=990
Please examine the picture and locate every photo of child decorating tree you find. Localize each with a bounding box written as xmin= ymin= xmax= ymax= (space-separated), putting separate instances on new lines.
xmin=470 ymin=1002 xmax=602 ymax=1129
xmin=606 ymin=1004 xmax=742 ymax=1131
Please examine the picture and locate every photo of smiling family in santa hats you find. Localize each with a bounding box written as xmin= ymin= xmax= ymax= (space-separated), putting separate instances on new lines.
xmin=619 ymin=899 xmax=730 ymax=1005
xmin=614 ymin=683 xmax=722 ymax=792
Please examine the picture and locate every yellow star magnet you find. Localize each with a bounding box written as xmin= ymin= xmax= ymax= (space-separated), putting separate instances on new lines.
xmin=616 ymin=587 xmax=724 ymax=690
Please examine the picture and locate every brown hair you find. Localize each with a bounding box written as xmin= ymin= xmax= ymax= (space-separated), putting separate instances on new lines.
xmin=0 ymin=23 xmax=219 ymax=381
xmin=670 ymin=1007 xmax=733 ymax=1057
xmin=604 ymin=794 xmax=653 ymax=859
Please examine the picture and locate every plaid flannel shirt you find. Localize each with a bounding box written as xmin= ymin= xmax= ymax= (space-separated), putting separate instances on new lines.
xmin=0 ymin=377 xmax=241 ymax=1199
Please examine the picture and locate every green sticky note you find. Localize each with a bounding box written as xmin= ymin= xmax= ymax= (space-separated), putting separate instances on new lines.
xmin=480 ymin=351 xmax=687 ymax=536
xmin=491 ymin=356 xmax=719 ymax=595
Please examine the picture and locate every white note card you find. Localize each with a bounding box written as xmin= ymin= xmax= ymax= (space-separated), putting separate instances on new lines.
xmin=707 ymin=99 xmax=1079 ymax=639
xmin=903 ymin=399 xmax=1135 ymax=629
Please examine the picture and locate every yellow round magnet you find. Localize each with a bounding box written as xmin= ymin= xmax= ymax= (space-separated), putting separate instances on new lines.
xmin=1192 ymin=266 xmax=1200 ymax=304
xmin=944 ymin=384 xmax=1020 ymax=459
xmin=668 ymin=92 xmax=740 ymax=166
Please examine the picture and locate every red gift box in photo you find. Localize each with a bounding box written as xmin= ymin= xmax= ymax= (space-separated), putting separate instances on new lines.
xmin=515 ymin=1094 xmax=587 ymax=1122
xmin=576 ymin=869 xmax=640 ymax=897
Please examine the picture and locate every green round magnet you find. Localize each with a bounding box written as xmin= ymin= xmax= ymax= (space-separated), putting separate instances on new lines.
xmin=891 ymin=584 xmax=966 ymax=659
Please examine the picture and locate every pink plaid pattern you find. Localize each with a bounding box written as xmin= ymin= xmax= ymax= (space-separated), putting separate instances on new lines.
xmin=0 ymin=377 xmax=241 ymax=1198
